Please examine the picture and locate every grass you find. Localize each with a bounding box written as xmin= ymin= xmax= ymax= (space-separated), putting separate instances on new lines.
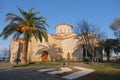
xmin=75 ymin=62 xmax=120 ymax=80
xmin=14 ymin=61 xmax=120 ymax=80
xmin=86 ymin=63 xmax=120 ymax=70
xmin=14 ymin=61 xmax=60 ymax=67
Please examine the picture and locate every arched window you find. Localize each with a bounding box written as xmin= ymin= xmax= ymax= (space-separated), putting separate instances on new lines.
xmin=69 ymin=29 xmax=72 ymax=33
xmin=69 ymin=29 xmax=70 ymax=33
xmin=64 ymin=28 xmax=66 ymax=33
xmin=67 ymin=29 xmax=69 ymax=33
xmin=60 ymin=29 xmax=62 ymax=33
xmin=56 ymin=30 xmax=57 ymax=34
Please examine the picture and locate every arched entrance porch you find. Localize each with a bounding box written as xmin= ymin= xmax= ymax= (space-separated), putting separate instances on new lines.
xmin=41 ymin=51 xmax=48 ymax=61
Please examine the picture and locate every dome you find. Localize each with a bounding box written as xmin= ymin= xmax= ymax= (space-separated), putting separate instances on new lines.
xmin=55 ymin=23 xmax=73 ymax=34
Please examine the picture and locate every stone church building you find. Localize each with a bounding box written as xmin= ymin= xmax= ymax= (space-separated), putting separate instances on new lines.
xmin=9 ymin=23 xmax=100 ymax=63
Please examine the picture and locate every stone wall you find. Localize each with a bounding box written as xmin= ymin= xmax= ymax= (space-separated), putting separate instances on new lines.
xmin=9 ymin=39 xmax=20 ymax=64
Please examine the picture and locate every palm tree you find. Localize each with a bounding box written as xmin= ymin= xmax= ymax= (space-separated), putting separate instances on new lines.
xmin=0 ymin=7 xmax=48 ymax=64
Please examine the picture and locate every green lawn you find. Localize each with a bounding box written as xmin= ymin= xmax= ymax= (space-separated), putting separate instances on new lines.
xmin=76 ymin=63 xmax=120 ymax=80
xmin=14 ymin=61 xmax=60 ymax=67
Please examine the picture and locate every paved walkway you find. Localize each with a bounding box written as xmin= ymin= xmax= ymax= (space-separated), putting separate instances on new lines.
xmin=62 ymin=67 xmax=95 ymax=80
xmin=0 ymin=61 xmax=13 ymax=71
xmin=47 ymin=67 xmax=72 ymax=74
xmin=37 ymin=66 xmax=95 ymax=80
xmin=0 ymin=62 xmax=66 ymax=80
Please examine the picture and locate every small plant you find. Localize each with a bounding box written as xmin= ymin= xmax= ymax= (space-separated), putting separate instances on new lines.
xmin=83 ymin=57 xmax=92 ymax=62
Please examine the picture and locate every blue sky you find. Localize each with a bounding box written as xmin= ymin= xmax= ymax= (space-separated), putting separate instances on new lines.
xmin=0 ymin=0 xmax=120 ymax=49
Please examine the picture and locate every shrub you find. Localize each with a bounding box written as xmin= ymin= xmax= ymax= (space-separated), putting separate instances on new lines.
xmin=83 ymin=57 xmax=92 ymax=62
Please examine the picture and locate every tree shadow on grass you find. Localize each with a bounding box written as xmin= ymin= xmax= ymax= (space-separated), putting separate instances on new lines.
xmin=108 ymin=64 xmax=120 ymax=69
xmin=75 ymin=70 xmax=120 ymax=80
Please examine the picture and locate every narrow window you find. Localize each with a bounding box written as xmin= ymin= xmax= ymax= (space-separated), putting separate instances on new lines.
xmin=64 ymin=28 xmax=66 ymax=33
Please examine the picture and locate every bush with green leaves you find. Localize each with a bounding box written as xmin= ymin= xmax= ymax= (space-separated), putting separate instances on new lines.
xmin=83 ymin=57 xmax=92 ymax=62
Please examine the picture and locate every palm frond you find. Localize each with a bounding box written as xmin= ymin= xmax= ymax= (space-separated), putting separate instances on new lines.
xmin=33 ymin=30 xmax=43 ymax=42
xmin=13 ymin=32 xmax=21 ymax=39
xmin=5 ymin=16 xmax=15 ymax=22
xmin=5 ymin=13 xmax=22 ymax=22
xmin=38 ymin=31 xmax=42 ymax=42
xmin=29 ymin=8 xmax=34 ymax=14
xmin=41 ymin=31 xmax=48 ymax=42
xmin=38 ymin=16 xmax=46 ymax=20
xmin=17 ymin=7 xmax=27 ymax=21
xmin=33 ymin=12 xmax=40 ymax=15
xmin=1 ymin=30 xmax=15 ymax=40
xmin=2 ymin=23 xmax=18 ymax=32
xmin=11 ymin=18 xmax=25 ymax=24
xmin=6 ymin=13 xmax=18 ymax=17
xmin=32 ymin=30 xmax=39 ymax=41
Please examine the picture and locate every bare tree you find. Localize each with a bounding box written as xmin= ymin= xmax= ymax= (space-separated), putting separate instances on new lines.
xmin=110 ymin=18 xmax=120 ymax=40
xmin=74 ymin=20 xmax=105 ymax=62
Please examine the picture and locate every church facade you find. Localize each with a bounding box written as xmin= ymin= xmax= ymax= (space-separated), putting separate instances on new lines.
xmin=9 ymin=23 xmax=100 ymax=63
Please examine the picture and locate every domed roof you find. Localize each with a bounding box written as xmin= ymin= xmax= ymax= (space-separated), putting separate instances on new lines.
xmin=55 ymin=23 xmax=73 ymax=34
xmin=55 ymin=23 xmax=73 ymax=28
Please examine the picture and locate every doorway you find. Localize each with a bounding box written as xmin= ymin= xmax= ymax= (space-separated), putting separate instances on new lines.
xmin=41 ymin=51 xmax=48 ymax=61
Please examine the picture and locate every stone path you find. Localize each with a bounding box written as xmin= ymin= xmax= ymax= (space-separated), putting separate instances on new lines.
xmin=0 ymin=61 xmax=13 ymax=71
xmin=47 ymin=67 xmax=72 ymax=74
xmin=38 ymin=66 xmax=95 ymax=80
xmin=38 ymin=68 xmax=55 ymax=72
xmin=62 ymin=67 xmax=95 ymax=80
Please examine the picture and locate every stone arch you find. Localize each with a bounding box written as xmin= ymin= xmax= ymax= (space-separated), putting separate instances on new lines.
xmin=41 ymin=51 xmax=48 ymax=61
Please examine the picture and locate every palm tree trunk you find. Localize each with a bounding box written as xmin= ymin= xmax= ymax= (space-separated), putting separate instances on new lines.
xmin=21 ymin=39 xmax=29 ymax=64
